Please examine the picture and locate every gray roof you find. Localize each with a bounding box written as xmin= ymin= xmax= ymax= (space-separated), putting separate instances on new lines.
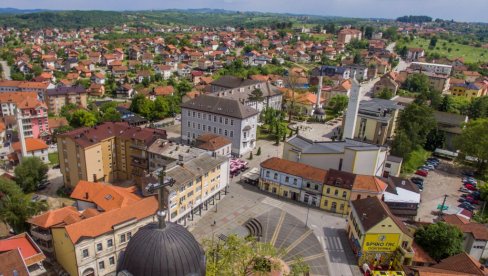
xmin=181 ymin=95 xmax=259 ymax=119
xmin=358 ymin=98 xmax=403 ymax=123
xmin=286 ymin=135 xmax=385 ymax=154
xmin=118 ymin=222 xmax=206 ymax=276
xmin=211 ymin=81 xmax=282 ymax=103
xmin=46 ymin=85 xmax=86 ymax=96
xmin=211 ymin=75 xmax=260 ymax=89
xmin=434 ymin=111 xmax=468 ymax=127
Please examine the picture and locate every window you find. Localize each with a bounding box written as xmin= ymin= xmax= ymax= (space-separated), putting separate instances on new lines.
xmin=219 ymin=117 xmax=223 ymax=123
xmin=293 ymin=178 xmax=297 ymax=185
xmin=224 ymin=130 xmax=228 ymax=136
xmin=99 ymin=261 xmax=105 ymax=270
xmin=326 ymin=188 xmax=330 ymax=194
xmin=219 ymin=128 xmax=222 ymax=134
xmin=283 ymin=191 xmax=288 ymax=197
xmin=198 ymin=124 xmax=201 ymax=130
xmin=314 ymin=185 xmax=319 ymax=190
xmin=120 ymin=234 xmax=126 ymax=243
xmin=272 ymin=187 xmax=277 ymax=193
xmin=340 ymin=204 xmax=344 ymax=210
xmin=82 ymin=249 xmax=89 ymax=258
xmin=342 ymin=191 xmax=347 ymax=198
xmin=285 ymin=176 xmax=289 ymax=183
xmin=109 ymin=257 xmax=115 ymax=265
xmin=265 ymin=171 xmax=270 ymax=177
xmin=323 ymin=200 xmax=328 ymax=207
xmin=230 ymin=119 xmax=234 ymax=125
xmin=230 ymin=131 xmax=233 ymax=137
xmin=187 ymin=121 xmax=190 ymax=127
xmin=334 ymin=190 xmax=338 ymax=196
xmin=225 ymin=118 xmax=228 ymax=124
xmin=274 ymin=173 xmax=278 ymax=180
xmin=306 ymin=182 xmax=310 ymax=188
xmin=197 ymin=112 xmax=201 ymax=118
xmin=96 ymin=243 xmax=103 ymax=252
xmin=402 ymin=241 xmax=409 ymax=249
xmin=213 ymin=115 xmax=217 ymax=122
xmin=192 ymin=111 xmax=195 ymax=117
xmin=243 ymin=132 xmax=247 ymax=138
xmin=127 ymin=232 xmax=132 ymax=240
xmin=107 ymin=239 xmax=113 ymax=247
xmin=385 ymin=163 xmax=391 ymax=168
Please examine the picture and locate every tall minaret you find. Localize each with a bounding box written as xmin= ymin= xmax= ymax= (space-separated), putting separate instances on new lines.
xmin=315 ymin=75 xmax=323 ymax=109
xmin=15 ymin=108 xmax=28 ymax=158
xmin=342 ymin=79 xmax=362 ymax=140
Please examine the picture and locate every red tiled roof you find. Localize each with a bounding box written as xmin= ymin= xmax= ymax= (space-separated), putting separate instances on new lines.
xmin=0 ymin=249 xmax=29 ymax=276
xmin=0 ymin=233 xmax=45 ymax=266
xmin=195 ymin=133 xmax=231 ymax=151
xmin=12 ymin=138 xmax=48 ymax=153
xmin=70 ymin=181 xmax=141 ymax=211
xmin=260 ymin=157 xmax=327 ymax=183
xmin=27 ymin=206 xmax=80 ymax=228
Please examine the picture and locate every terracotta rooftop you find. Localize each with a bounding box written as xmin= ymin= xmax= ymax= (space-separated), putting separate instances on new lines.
xmin=432 ymin=252 xmax=488 ymax=275
xmin=0 ymin=92 xmax=38 ymax=106
xmin=412 ymin=241 xmax=435 ymax=264
xmin=260 ymin=157 xmax=327 ymax=183
xmin=62 ymin=196 xmax=158 ymax=244
xmin=0 ymin=233 xmax=45 ymax=266
xmin=27 ymin=206 xmax=80 ymax=229
xmin=353 ymin=175 xmax=388 ymax=193
xmin=0 ymin=249 xmax=29 ymax=276
xmin=195 ymin=133 xmax=231 ymax=151
xmin=70 ymin=181 xmax=141 ymax=211
xmin=443 ymin=214 xmax=488 ymax=241
xmin=12 ymin=138 xmax=48 ymax=153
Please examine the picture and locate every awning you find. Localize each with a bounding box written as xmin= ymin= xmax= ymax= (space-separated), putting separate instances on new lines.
xmin=241 ymin=167 xmax=260 ymax=181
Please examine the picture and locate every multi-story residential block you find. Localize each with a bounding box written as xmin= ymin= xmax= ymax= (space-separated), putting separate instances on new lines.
xmin=311 ymin=65 xmax=351 ymax=80
xmin=344 ymin=98 xmax=404 ymax=145
xmin=283 ymin=135 xmax=388 ymax=177
xmin=45 ymin=86 xmax=88 ymax=115
xmin=0 ymin=80 xmax=53 ymax=100
xmin=57 ymin=122 xmax=166 ymax=188
xmin=338 ymin=28 xmax=362 ymax=44
xmin=0 ymin=92 xmax=49 ymax=139
xmin=343 ymin=65 xmax=369 ymax=81
xmin=347 ymin=196 xmax=414 ymax=268
xmin=399 ymin=69 xmax=451 ymax=92
xmin=147 ymin=138 xmax=208 ymax=172
xmin=51 ymin=196 xmax=158 ymax=276
xmin=450 ymin=82 xmax=487 ymax=99
xmin=12 ymin=137 xmax=49 ymax=163
xmin=443 ymin=214 xmax=488 ymax=261
xmin=210 ymin=76 xmax=282 ymax=112
xmin=406 ymin=48 xmax=425 ymax=61
xmin=181 ymin=95 xmax=259 ymax=156
xmin=141 ymin=153 xmax=229 ymax=226
xmin=410 ymin=62 xmax=452 ymax=76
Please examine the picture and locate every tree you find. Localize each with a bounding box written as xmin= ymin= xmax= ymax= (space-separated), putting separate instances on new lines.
xmin=101 ymin=107 xmax=121 ymax=122
xmin=396 ymin=103 xmax=436 ymax=149
xmin=364 ymin=26 xmax=374 ymax=39
xmin=14 ymin=157 xmax=49 ymax=193
xmin=69 ymin=109 xmax=98 ymax=128
xmin=415 ymin=222 xmax=463 ymax=261
xmin=438 ymin=95 xmax=453 ymax=112
xmin=248 ymin=89 xmax=264 ymax=110
xmin=328 ymin=95 xmax=349 ymax=116
xmin=405 ymin=73 xmax=430 ymax=93
xmin=391 ymin=130 xmax=414 ymax=159
xmin=176 ymin=79 xmax=192 ymax=95
xmin=455 ymin=119 xmax=488 ymax=173
xmin=0 ymin=178 xmax=47 ymax=233
xmin=425 ymin=128 xmax=445 ymax=151
xmin=353 ymin=51 xmax=363 ymax=64
xmin=32 ymin=65 xmax=43 ymax=77
xmin=376 ymin=88 xmax=394 ymax=100
xmin=203 ymin=235 xmax=288 ymax=276
xmin=468 ymin=96 xmax=488 ymax=119
xmin=429 ymin=36 xmax=438 ymax=48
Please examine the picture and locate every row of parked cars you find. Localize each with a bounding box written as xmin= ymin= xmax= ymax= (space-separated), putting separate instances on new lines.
xmin=410 ymin=157 xmax=441 ymax=191
xmin=458 ymin=172 xmax=481 ymax=212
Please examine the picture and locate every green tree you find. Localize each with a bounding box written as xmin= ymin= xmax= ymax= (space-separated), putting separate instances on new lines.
xmin=405 ymin=73 xmax=430 ymax=93
xmin=14 ymin=157 xmax=49 ymax=193
xmin=0 ymin=178 xmax=47 ymax=233
xmin=328 ymin=95 xmax=349 ymax=116
xmin=69 ymin=109 xmax=98 ymax=127
xmin=376 ymin=88 xmax=394 ymax=100
xmin=429 ymin=36 xmax=438 ymax=48
xmin=468 ymin=96 xmax=488 ymax=119
xmin=32 ymin=65 xmax=43 ymax=77
xmin=397 ymin=103 xmax=436 ymax=149
xmin=425 ymin=128 xmax=445 ymax=151
xmin=415 ymin=222 xmax=463 ymax=261
xmin=438 ymin=95 xmax=453 ymax=112
xmin=176 ymin=79 xmax=193 ymax=95
xmin=455 ymin=119 xmax=488 ymax=173
xmin=391 ymin=130 xmax=414 ymax=159
xmin=248 ymin=89 xmax=264 ymax=110
xmin=101 ymin=107 xmax=121 ymax=122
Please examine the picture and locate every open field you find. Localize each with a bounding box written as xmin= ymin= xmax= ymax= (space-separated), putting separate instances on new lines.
xmin=400 ymin=37 xmax=488 ymax=63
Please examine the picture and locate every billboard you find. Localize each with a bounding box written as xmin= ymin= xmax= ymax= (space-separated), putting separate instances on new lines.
xmin=362 ymin=233 xmax=400 ymax=252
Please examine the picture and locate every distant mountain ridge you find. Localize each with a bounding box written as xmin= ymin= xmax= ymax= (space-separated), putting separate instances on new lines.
xmin=0 ymin=8 xmax=50 ymax=14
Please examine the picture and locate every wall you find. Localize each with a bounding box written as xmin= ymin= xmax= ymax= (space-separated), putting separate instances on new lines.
xmin=52 ymin=227 xmax=78 ymax=276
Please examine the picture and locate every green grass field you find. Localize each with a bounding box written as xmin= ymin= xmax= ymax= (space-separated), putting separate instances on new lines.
xmin=48 ymin=152 xmax=59 ymax=165
xmin=400 ymin=37 xmax=488 ymax=63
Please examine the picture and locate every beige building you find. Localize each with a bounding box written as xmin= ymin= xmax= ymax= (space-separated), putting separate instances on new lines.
xmin=45 ymin=86 xmax=88 ymax=115
xmin=57 ymin=122 xmax=167 ymax=188
xmin=338 ymin=28 xmax=362 ymax=44
xmin=51 ymin=197 xmax=158 ymax=276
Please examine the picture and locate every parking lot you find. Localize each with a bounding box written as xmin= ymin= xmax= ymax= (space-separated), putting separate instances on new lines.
xmin=416 ymin=160 xmax=476 ymax=222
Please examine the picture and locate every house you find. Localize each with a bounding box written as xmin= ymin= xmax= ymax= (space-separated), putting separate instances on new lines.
xmin=283 ymin=135 xmax=389 ymax=177
xmin=450 ymin=82 xmax=487 ymax=99
xmin=399 ymin=69 xmax=451 ymax=92
xmin=382 ymin=176 xmax=421 ymax=219
xmin=433 ymin=111 xmax=468 ymax=151
xmin=406 ymin=48 xmax=425 ymax=61
xmin=347 ymin=196 xmax=414 ymax=268
xmin=463 ymin=71 xmax=482 ymax=82
xmin=181 ymin=95 xmax=259 ymax=156
xmin=443 ymin=214 xmax=488 ymax=261
xmin=87 ymin=83 xmax=105 ymax=97
xmin=311 ymin=65 xmax=350 ymax=80
xmin=408 ymin=252 xmax=488 ymax=275
xmin=153 ymin=64 xmax=173 ymax=80
xmin=383 ymin=155 xmax=403 ymax=178
xmin=194 ymin=133 xmax=232 ymax=157
xmin=115 ymin=84 xmax=135 ymax=98
xmin=343 ymin=65 xmax=369 ymax=81
xmin=0 ymin=233 xmax=47 ymax=275
xmin=410 ymin=62 xmax=452 ymax=76
xmin=373 ymin=74 xmax=399 ymax=96
xmin=45 ymin=86 xmax=88 ymax=115
xmin=51 ymin=197 xmax=158 ymax=276
xmin=12 ymin=138 xmax=49 ymax=163
xmin=16 ymin=98 xmax=49 ymax=140
xmin=152 ymin=86 xmax=174 ymax=99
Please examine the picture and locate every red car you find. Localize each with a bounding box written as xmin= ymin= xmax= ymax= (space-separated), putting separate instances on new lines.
xmin=466 ymin=196 xmax=480 ymax=205
xmin=415 ymin=170 xmax=428 ymax=177
xmin=465 ymin=184 xmax=478 ymax=191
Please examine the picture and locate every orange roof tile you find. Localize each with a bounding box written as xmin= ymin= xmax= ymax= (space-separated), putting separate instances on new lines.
xmin=412 ymin=241 xmax=435 ymax=264
xmin=27 ymin=206 xmax=80 ymax=228
xmin=353 ymin=175 xmax=388 ymax=193
xmin=63 ymin=196 xmax=157 ymax=243
xmin=0 ymin=233 xmax=45 ymax=266
xmin=70 ymin=181 xmax=141 ymax=211
xmin=195 ymin=133 xmax=231 ymax=151
xmin=260 ymin=157 xmax=327 ymax=183
xmin=0 ymin=92 xmax=38 ymax=106
xmin=12 ymin=138 xmax=48 ymax=153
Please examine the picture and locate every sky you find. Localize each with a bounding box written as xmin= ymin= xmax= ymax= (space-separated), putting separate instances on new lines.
xmin=2 ymin=0 xmax=488 ymax=23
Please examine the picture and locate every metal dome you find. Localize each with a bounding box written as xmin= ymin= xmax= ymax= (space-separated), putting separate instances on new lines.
xmin=117 ymin=222 xmax=206 ymax=276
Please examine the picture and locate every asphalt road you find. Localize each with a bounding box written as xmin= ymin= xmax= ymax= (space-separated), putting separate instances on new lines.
xmin=0 ymin=60 xmax=11 ymax=80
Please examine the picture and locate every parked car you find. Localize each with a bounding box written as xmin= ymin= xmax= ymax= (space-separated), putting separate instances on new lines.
xmin=459 ymin=187 xmax=471 ymax=193
xmin=418 ymin=166 xmax=432 ymax=171
xmin=460 ymin=202 xmax=475 ymax=211
xmin=463 ymin=177 xmax=477 ymax=185
xmin=415 ymin=170 xmax=429 ymax=177
xmin=411 ymin=177 xmax=424 ymax=184
xmin=427 ymin=157 xmax=440 ymax=162
xmin=423 ymin=164 xmax=435 ymax=170
xmin=466 ymin=196 xmax=480 ymax=205
xmin=465 ymin=184 xmax=478 ymax=191
xmin=471 ymin=191 xmax=481 ymax=200
xmin=425 ymin=161 xmax=439 ymax=167
xmin=462 ymin=170 xmax=475 ymax=177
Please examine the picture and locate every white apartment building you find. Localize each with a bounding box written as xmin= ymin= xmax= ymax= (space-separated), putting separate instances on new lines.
xmin=181 ymin=95 xmax=259 ymax=157
xmin=410 ymin=62 xmax=453 ymax=76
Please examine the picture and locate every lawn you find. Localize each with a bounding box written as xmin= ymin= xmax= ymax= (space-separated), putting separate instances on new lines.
xmin=257 ymin=122 xmax=292 ymax=141
xmin=48 ymin=152 xmax=59 ymax=165
xmin=399 ymin=37 xmax=488 ymax=63
xmin=402 ymin=148 xmax=431 ymax=174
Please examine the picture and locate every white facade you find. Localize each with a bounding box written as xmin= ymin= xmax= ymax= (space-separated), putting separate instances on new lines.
xmin=410 ymin=62 xmax=452 ymax=76
xmin=181 ymin=108 xmax=258 ymax=157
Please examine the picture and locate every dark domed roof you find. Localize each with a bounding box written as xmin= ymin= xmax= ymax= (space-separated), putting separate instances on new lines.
xmin=118 ymin=222 xmax=206 ymax=276
xmin=314 ymin=107 xmax=326 ymax=115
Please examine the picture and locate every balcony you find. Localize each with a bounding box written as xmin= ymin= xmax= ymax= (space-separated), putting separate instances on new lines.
xmin=131 ymin=158 xmax=148 ymax=168
xmin=31 ymin=228 xmax=52 ymax=241
xmin=399 ymin=245 xmax=415 ymax=258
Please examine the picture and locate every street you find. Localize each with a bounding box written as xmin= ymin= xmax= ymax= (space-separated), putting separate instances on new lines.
xmin=0 ymin=60 xmax=11 ymax=80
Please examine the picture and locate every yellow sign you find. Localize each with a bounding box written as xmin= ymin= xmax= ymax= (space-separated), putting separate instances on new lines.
xmin=363 ymin=234 xmax=400 ymax=252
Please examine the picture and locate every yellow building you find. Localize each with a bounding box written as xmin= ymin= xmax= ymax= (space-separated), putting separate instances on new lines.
xmin=57 ymin=122 xmax=166 ymax=188
xmin=450 ymin=82 xmax=487 ymax=99
xmin=347 ymin=196 xmax=414 ymax=269
xmin=321 ymin=169 xmax=387 ymax=215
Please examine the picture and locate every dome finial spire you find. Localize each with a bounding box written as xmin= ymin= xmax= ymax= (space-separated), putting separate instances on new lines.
xmin=145 ymin=165 xmax=175 ymax=229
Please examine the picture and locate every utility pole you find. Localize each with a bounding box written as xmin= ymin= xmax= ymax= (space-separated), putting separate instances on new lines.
xmin=439 ymin=194 xmax=448 ymax=217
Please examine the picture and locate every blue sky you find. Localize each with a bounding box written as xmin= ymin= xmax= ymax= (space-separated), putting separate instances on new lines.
xmin=2 ymin=0 xmax=487 ymax=22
